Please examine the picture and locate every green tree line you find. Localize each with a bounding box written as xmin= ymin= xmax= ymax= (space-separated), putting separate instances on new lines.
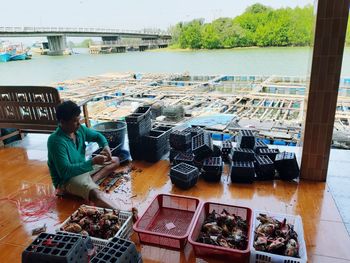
xmin=170 ymin=3 xmax=320 ymax=49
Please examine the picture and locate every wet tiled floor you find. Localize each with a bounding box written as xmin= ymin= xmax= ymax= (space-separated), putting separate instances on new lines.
xmin=1 ymin=134 xmax=350 ymax=262
xmin=327 ymin=152 xmax=350 ymax=235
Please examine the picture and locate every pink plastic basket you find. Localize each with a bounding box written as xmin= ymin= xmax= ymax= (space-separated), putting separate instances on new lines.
xmin=133 ymin=194 xmax=201 ymax=250
xmin=188 ymin=201 xmax=253 ymax=263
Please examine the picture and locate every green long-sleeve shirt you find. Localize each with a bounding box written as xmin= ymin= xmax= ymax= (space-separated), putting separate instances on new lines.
xmin=47 ymin=125 xmax=108 ymax=188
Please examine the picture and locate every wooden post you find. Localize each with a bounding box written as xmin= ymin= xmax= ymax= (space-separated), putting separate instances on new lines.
xmin=301 ymin=0 xmax=350 ymax=181
xmin=83 ymin=104 xmax=91 ymax=128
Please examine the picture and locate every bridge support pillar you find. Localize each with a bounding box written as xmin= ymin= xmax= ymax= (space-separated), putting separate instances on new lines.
xmin=47 ymin=35 xmax=67 ymax=56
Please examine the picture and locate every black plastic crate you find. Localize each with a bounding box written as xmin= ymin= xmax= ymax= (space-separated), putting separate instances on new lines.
xmin=182 ymin=126 xmax=204 ymax=137
xmin=91 ymin=237 xmax=140 ymax=263
xmin=170 ymin=173 xmax=199 ymax=190
xmin=192 ymin=132 xmax=213 ymax=160
xmin=174 ymin=152 xmax=195 ymax=166
xmin=211 ymin=144 xmax=222 ymax=157
xmin=143 ymin=130 xmax=168 ymax=150
xmin=126 ymin=117 xmax=152 ymax=139
xmin=230 ymin=161 xmax=255 ymax=184
xmin=169 ymin=148 xmax=181 ymax=163
xmin=253 ymin=140 xmax=269 ymax=153
xmin=56 ymin=231 xmax=93 ymax=252
xmin=275 ymin=152 xmax=300 ymax=180
xmin=202 ymin=157 xmax=223 ymax=173
xmin=129 ymin=140 xmax=144 ymax=160
xmin=22 ymin=232 xmax=88 ymax=263
xmin=143 ymin=143 xmax=170 ymax=163
xmin=237 ymin=129 xmax=255 ymax=149
xmin=202 ymin=157 xmax=223 ymax=182
xmin=152 ymin=125 xmax=173 ymax=139
xmin=254 ymin=155 xmax=275 ymax=180
xmin=257 ymin=148 xmax=280 ymax=161
xmin=231 ymin=147 xmax=255 ymax=161
xmin=170 ymin=163 xmax=199 ymax=182
xmin=221 ymin=140 xmax=233 ymax=162
xmin=124 ymin=106 xmax=151 ymax=123
xmin=169 ymin=129 xmax=192 ymax=150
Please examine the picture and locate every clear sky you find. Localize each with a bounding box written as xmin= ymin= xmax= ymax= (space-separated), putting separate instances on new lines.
xmin=1 ymin=0 xmax=314 ymax=30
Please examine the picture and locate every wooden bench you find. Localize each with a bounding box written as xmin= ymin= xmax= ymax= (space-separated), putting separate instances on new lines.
xmin=0 ymin=86 xmax=91 ymax=147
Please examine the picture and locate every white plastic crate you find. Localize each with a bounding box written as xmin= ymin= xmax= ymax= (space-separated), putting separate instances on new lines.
xmin=250 ymin=210 xmax=307 ymax=263
xmin=57 ymin=205 xmax=133 ymax=248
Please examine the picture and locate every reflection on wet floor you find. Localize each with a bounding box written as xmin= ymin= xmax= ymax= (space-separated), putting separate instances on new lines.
xmin=1 ymin=134 xmax=350 ymax=262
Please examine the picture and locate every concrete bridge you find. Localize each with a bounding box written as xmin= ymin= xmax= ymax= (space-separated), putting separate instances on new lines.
xmin=0 ymin=26 xmax=171 ymax=55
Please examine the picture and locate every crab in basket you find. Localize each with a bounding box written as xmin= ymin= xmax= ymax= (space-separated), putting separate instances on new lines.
xmin=61 ymin=205 xmax=122 ymax=239
xmin=253 ymin=213 xmax=299 ymax=258
xmin=196 ymin=209 xmax=249 ymax=250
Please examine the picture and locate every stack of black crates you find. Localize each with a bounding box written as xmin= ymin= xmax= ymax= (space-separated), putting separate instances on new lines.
xmin=225 ymin=129 xmax=300 ymax=183
xmin=125 ymin=106 xmax=172 ymax=162
xmin=230 ymin=130 xmax=257 ymax=183
xmin=169 ymin=126 xmax=224 ymax=189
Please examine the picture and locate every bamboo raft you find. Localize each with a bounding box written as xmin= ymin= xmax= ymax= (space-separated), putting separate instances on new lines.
xmin=53 ymin=72 xmax=350 ymax=148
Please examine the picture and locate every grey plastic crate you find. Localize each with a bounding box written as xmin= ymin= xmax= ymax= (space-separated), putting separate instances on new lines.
xmin=22 ymin=232 xmax=88 ymax=263
xmin=91 ymin=237 xmax=141 ymax=263
xmin=56 ymin=231 xmax=94 ymax=252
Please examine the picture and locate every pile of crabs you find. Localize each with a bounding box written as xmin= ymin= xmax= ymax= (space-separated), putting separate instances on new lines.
xmin=254 ymin=213 xmax=299 ymax=257
xmin=196 ymin=209 xmax=249 ymax=250
xmin=61 ymin=206 xmax=122 ymax=239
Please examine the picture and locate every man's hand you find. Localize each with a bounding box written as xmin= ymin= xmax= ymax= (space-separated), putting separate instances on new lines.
xmin=100 ymin=146 xmax=112 ymax=162
xmin=92 ymin=154 xmax=107 ymax=165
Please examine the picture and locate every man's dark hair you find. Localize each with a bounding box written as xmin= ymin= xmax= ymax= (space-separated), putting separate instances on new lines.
xmin=56 ymin=100 xmax=81 ymax=122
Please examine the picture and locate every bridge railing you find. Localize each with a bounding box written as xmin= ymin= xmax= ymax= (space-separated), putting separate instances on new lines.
xmin=0 ymin=26 xmax=170 ymax=36
xmin=90 ymin=39 xmax=170 ymax=46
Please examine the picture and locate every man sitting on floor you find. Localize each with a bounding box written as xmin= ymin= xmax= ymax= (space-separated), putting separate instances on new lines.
xmin=47 ymin=100 xmax=120 ymax=209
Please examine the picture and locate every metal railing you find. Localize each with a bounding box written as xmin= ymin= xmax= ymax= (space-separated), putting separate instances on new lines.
xmin=0 ymin=26 xmax=171 ymax=36
xmin=91 ymin=39 xmax=170 ymax=46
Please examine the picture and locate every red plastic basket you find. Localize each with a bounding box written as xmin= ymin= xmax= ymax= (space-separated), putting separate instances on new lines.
xmin=188 ymin=202 xmax=253 ymax=263
xmin=133 ymin=194 xmax=201 ymax=250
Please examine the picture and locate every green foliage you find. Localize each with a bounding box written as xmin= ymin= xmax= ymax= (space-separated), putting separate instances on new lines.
xmin=346 ymin=19 xmax=350 ymax=46
xmin=178 ymin=19 xmax=203 ymax=49
xmin=171 ymin=3 xmax=316 ymax=49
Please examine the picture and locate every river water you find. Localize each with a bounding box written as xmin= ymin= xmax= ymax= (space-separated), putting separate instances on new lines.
xmin=1 ymin=47 xmax=350 ymax=85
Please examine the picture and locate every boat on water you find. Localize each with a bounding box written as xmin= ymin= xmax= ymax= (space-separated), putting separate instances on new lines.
xmin=0 ymin=42 xmax=31 ymax=62
xmin=0 ymin=52 xmax=11 ymax=62
xmin=10 ymin=52 xmax=28 ymax=61
xmin=31 ymin=41 xmax=49 ymax=55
